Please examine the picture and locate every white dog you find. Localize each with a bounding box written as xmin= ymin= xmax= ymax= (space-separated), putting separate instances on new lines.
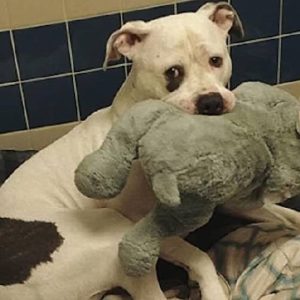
xmin=0 ymin=2 xmax=244 ymax=300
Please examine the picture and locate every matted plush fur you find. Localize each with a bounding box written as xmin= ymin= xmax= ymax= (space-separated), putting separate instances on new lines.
xmin=75 ymin=82 xmax=300 ymax=277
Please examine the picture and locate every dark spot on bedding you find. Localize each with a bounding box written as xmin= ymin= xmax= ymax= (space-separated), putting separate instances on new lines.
xmin=0 ymin=217 xmax=64 ymax=285
xmin=102 ymin=287 xmax=131 ymax=299
xmin=0 ymin=150 xmax=37 ymax=185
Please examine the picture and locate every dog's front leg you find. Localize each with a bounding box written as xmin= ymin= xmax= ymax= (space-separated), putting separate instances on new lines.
xmin=160 ymin=237 xmax=229 ymax=300
xmin=223 ymin=203 xmax=300 ymax=231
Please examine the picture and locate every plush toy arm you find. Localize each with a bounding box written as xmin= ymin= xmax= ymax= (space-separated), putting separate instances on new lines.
xmin=118 ymin=205 xmax=176 ymax=277
xmin=75 ymin=100 xmax=172 ymax=200
xmin=74 ymin=127 xmax=138 ymax=199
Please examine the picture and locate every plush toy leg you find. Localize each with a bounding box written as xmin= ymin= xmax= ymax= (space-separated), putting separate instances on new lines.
xmin=118 ymin=204 xmax=215 ymax=277
xmin=118 ymin=213 xmax=161 ymax=277
xmin=161 ymin=237 xmax=229 ymax=300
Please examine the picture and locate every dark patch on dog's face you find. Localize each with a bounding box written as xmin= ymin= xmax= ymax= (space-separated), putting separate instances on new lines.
xmin=165 ymin=65 xmax=185 ymax=92
xmin=0 ymin=217 xmax=64 ymax=286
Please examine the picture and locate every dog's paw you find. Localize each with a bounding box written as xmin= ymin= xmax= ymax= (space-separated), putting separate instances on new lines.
xmin=189 ymin=271 xmax=230 ymax=300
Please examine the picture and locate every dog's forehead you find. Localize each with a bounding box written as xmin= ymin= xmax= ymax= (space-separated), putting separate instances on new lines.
xmin=139 ymin=13 xmax=225 ymax=64
xmin=148 ymin=13 xmax=224 ymax=47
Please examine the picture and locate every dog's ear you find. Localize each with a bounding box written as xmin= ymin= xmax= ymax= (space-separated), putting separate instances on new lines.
xmin=197 ymin=2 xmax=244 ymax=38
xmin=103 ymin=21 xmax=151 ymax=69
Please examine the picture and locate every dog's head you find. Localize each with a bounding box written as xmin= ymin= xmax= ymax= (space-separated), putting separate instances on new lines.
xmin=104 ymin=2 xmax=244 ymax=115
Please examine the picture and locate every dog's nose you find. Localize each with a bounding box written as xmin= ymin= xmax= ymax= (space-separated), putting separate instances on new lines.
xmin=196 ymin=93 xmax=224 ymax=115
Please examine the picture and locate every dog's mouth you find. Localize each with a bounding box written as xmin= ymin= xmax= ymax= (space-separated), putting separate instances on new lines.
xmin=175 ymin=100 xmax=228 ymax=115
xmin=164 ymin=90 xmax=236 ymax=115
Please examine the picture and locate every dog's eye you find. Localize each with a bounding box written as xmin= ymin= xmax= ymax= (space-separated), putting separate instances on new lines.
xmin=209 ymin=56 xmax=223 ymax=68
xmin=165 ymin=65 xmax=184 ymax=80
xmin=165 ymin=65 xmax=184 ymax=92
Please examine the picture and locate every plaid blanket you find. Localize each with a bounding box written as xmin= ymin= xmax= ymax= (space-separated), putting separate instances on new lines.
xmin=209 ymin=223 xmax=300 ymax=300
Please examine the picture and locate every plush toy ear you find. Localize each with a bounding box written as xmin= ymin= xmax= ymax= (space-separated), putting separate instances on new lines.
xmin=103 ymin=21 xmax=151 ymax=69
xmin=197 ymin=2 xmax=244 ymax=38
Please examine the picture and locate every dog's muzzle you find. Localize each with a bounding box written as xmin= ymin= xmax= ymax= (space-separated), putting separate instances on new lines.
xmin=196 ymin=92 xmax=224 ymax=115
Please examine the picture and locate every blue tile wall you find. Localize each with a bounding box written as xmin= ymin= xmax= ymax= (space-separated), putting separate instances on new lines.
xmin=0 ymin=32 xmax=18 ymax=84
xmin=231 ymin=40 xmax=279 ymax=88
xmin=282 ymin=0 xmax=300 ymax=34
xmin=14 ymin=24 xmax=71 ymax=80
xmin=69 ymin=14 xmax=121 ymax=71
xmin=76 ymin=68 xmax=125 ymax=119
xmin=231 ymin=0 xmax=280 ymax=42
xmin=280 ymin=35 xmax=300 ymax=83
xmin=23 ymin=76 xmax=77 ymax=128
xmin=0 ymin=85 xmax=26 ymax=133
xmin=0 ymin=0 xmax=299 ymax=134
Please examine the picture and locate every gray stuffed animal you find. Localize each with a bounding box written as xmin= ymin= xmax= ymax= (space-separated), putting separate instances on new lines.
xmin=75 ymin=82 xmax=300 ymax=277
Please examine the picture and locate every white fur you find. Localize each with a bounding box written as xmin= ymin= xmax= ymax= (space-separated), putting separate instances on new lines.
xmin=0 ymin=4 xmax=241 ymax=299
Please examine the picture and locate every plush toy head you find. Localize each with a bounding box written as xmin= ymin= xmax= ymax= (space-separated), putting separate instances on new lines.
xmin=75 ymin=82 xmax=300 ymax=277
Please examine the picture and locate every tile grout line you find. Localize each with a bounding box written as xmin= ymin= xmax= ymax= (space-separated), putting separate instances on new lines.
xmin=0 ymin=1 xmax=177 ymax=34
xmin=65 ymin=20 xmax=81 ymax=121
xmin=3 ymin=0 xmax=32 ymax=139
xmin=0 ymin=10 xmax=122 ymax=33
xmin=230 ymin=30 xmax=300 ymax=47
xmin=63 ymin=0 xmax=81 ymax=121
xmin=0 ymin=81 xmax=19 ymax=88
xmin=1 ymin=2 xmax=300 ymax=90
xmin=9 ymin=30 xmax=30 ymax=131
xmin=230 ymin=35 xmax=280 ymax=47
xmin=277 ymin=0 xmax=283 ymax=84
xmin=0 ymin=63 xmax=131 ymax=88
xmin=1 ymin=29 xmax=300 ymax=89
xmin=0 ymin=0 xmax=297 ymax=37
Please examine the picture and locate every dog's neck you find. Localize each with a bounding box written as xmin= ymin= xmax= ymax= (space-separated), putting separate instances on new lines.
xmin=110 ymin=69 xmax=148 ymax=122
